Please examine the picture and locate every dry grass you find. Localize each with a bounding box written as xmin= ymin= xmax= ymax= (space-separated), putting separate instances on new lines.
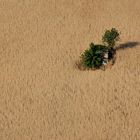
xmin=0 ymin=0 xmax=140 ymax=140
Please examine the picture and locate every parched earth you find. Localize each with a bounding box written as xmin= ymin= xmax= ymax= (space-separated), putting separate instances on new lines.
xmin=0 ymin=0 xmax=140 ymax=140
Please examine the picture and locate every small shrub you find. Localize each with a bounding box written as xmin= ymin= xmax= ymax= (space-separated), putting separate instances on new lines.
xmin=81 ymin=43 xmax=108 ymax=69
xmin=102 ymin=28 xmax=120 ymax=48
xmin=79 ymin=28 xmax=120 ymax=70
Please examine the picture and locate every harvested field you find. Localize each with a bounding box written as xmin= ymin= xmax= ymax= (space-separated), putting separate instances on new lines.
xmin=0 ymin=0 xmax=140 ymax=139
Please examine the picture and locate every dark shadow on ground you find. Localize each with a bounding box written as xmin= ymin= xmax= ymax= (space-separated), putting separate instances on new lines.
xmin=116 ymin=42 xmax=140 ymax=50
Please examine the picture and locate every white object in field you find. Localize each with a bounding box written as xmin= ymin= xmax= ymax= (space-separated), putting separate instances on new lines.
xmin=102 ymin=59 xmax=108 ymax=65
xmin=104 ymin=52 xmax=108 ymax=59
xmin=103 ymin=61 xmax=107 ymax=65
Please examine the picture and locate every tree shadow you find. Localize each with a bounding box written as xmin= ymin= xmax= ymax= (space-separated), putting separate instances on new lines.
xmin=116 ymin=41 xmax=140 ymax=50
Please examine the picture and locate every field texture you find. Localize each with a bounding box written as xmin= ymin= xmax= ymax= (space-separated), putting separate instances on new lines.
xmin=0 ymin=0 xmax=140 ymax=140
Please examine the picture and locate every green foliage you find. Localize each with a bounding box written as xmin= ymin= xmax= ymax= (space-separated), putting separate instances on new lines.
xmin=81 ymin=43 xmax=108 ymax=68
xmin=102 ymin=28 xmax=120 ymax=48
xmin=80 ymin=28 xmax=120 ymax=69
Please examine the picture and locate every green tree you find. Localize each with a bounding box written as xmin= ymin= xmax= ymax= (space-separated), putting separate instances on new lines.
xmin=102 ymin=28 xmax=120 ymax=48
xmin=81 ymin=43 xmax=108 ymax=68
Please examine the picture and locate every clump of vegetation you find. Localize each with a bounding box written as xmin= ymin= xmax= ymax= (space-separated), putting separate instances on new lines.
xmin=102 ymin=28 xmax=120 ymax=48
xmin=79 ymin=28 xmax=120 ymax=70
xmin=81 ymin=43 xmax=108 ymax=68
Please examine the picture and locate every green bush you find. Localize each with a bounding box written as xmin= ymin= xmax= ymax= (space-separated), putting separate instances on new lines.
xmin=102 ymin=28 xmax=120 ymax=48
xmin=81 ymin=43 xmax=108 ymax=69
xmin=80 ymin=28 xmax=120 ymax=69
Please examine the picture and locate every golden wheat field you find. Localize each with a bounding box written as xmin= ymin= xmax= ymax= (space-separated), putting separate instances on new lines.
xmin=0 ymin=0 xmax=140 ymax=140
